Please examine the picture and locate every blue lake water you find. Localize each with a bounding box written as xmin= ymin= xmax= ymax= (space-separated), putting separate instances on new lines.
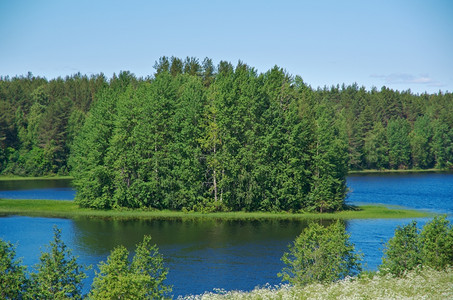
xmin=0 ymin=178 xmax=75 ymax=200
xmin=0 ymin=173 xmax=452 ymax=297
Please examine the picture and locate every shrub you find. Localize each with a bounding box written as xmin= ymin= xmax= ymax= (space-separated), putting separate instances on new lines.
xmin=379 ymin=220 xmax=421 ymax=276
xmin=279 ymin=221 xmax=362 ymax=286
xmin=380 ymin=216 xmax=453 ymax=276
xmin=419 ymin=215 xmax=453 ymax=270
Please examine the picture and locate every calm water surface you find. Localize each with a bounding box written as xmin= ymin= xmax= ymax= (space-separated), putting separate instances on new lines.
xmin=0 ymin=173 xmax=452 ymax=297
xmin=0 ymin=179 xmax=74 ymax=200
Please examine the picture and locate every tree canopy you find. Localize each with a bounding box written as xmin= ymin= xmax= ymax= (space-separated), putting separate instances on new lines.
xmin=69 ymin=63 xmax=349 ymax=212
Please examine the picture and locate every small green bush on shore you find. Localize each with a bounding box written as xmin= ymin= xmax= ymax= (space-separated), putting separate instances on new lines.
xmin=279 ymin=221 xmax=362 ymax=286
xmin=380 ymin=215 xmax=453 ymax=275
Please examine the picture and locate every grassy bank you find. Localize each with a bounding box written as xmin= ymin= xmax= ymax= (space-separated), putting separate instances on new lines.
xmin=348 ymin=168 xmax=451 ymax=175
xmin=0 ymin=199 xmax=431 ymax=220
xmin=182 ymin=267 xmax=453 ymax=299
xmin=0 ymin=175 xmax=73 ymax=181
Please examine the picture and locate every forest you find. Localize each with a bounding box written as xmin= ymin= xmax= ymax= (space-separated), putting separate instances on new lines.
xmin=1 ymin=57 xmax=452 ymax=211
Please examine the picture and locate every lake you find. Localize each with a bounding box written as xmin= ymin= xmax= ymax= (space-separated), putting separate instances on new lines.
xmin=0 ymin=173 xmax=452 ymax=297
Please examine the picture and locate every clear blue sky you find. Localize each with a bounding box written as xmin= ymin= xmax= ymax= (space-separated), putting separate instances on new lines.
xmin=1 ymin=0 xmax=452 ymax=94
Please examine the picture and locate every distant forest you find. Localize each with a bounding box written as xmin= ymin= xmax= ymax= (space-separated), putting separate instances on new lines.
xmin=1 ymin=57 xmax=452 ymax=211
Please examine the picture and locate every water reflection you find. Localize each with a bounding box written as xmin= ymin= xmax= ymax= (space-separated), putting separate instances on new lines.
xmin=0 ymin=179 xmax=73 ymax=190
xmin=0 ymin=216 xmax=314 ymax=296
xmin=70 ymin=217 xmax=314 ymax=296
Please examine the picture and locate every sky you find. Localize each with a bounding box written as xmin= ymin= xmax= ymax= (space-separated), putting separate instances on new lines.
xmin=1 ymin=0 xmax=452 ymax=94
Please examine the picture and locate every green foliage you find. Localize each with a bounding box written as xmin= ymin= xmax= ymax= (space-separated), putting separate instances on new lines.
xmin=0 ymin=229 xmax=172 ymax=299
xmin=308 ymin=103 xmax=348 ymax=212
xmin=90 ymin=235 xmax=171 ymax=299
xmin=380 ymin=216 xmax=453 ymax=276
xmin=279 ymin=221 xmax=362 ymax=286
xmin=0 ymin=239 xmax=27 ymax=299
xmin=363 ymin=121 xmax=388 ymax=169
xmin=410 ymin=116 xmax=434 ymax=168
xmin=387 ymin=117 xmax=411 ymax=169
xmin=431 ymin=118 xmax=453 ymax=169
xmin=2 ymin=57 xmax=453 ymax=209
xmin=380 ymin=221 xmax=421 ymax=276
xmin=27 ymin=227 xmax=87 ymax=299
xmin=419 ymin=216 xmax=453 ymax=270
xmin=0 ymin=73 xmax=107 ymax=175
xmin=71 ymin=63 xmax=349 ymax=212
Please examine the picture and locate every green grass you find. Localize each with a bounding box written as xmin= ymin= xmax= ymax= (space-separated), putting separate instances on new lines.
xmin=184 ymin=267 xmax=453 ymax=299
xmin=348 ymin=168 xmax=451 ymax=175
xmin=0 ymin=199 xmax=431 ymax=220
xmin=0 ymin=175 xmax=73 ymax=181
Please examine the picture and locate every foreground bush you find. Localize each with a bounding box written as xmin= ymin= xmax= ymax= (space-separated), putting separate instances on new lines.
xmin=90 ymin=235 xmax=171 ymax=299
xmin=181 ymin=267 xmax=453 ymax=300
xmin=26 ymin=227 xmax=87 ymax=299
xmin=380 ymin=216 xmax=453 ymax=275
xmin=279 ymin=221 xmax=362 ymax=286
xmin=0 ymin=239 xmax=27 ymax=299
xmin=0 ymin=230 xmax=170 ymax=299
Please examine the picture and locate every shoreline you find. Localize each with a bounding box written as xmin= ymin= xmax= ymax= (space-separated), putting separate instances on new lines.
xmin=1 ymin=169 xmax=451 ymax=181
xmin=0 ymin=175 xmax=73 ymax=181
xmin=0 ymin=199 xmax=432 ymax=220
xmin=348 ymin=168 xmax=452 ymax=175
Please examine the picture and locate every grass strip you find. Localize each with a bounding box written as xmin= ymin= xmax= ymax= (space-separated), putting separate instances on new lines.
xmin=0 ymin=175 xmax=73 ymax=181
xmin=348 ymin=168 xmax=451 ymax=175
xmin=0 ymin=199 xmax=431 ymax=220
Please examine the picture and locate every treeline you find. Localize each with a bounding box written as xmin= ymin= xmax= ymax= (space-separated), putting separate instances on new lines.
xmin=319 ymin=83 xmax=453 ymax=170
xmin=0 ymin=72 xmax=108 ymax=175
xmin=0 ymin=57 xmax=452 ymax=210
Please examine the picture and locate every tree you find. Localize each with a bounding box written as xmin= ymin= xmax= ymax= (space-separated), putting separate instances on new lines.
xmin=38 ymin=95 xmax=73 ymax=173
xmin=431 ymin=118 xmax=453 ymax=169
xmin=0 ymin=239 xmax=27 ymax=299
xmin=90 ymin=235 xmax=171 ymax=299
xmin=380 ymin=217 xmax=453 ymax=276
xmin=170 ymin=56 xmax=183 ymax=76
xmin=153 ymin=56 xmax=170 ymax=76
xmin=168 ymin=75 xmax=206 ymax=209
xmin=380 ymin=221 xmax=421 ymax=276
xmin=410 ymin=116 xmax=433 ymax=169
xmin=419 ymin=215 xmax=453 ymax=270
xmin=183 ymin=56 xmax=201 ymax=76
xmin=201 ymin=57 xmax=216 ymax=87
xmin=307 ymin=102 xmax=349 ymax=212
xmin=387 ymin=117 xmax=411 ymax=169
xmin=363 ymin=121 xmax=388 ymax=169
xmin=70 ymin=88 xmax=118 ymax=208
xmin=279 ymin=221 xmax=362 ymax=286
xmin=27 ymin=227 xmax=87 ymax=299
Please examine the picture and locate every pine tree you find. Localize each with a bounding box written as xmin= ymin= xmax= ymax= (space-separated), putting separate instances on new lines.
xmin=90 ymin=235 xmax=170 ymax=299
xmin=308 ymin=102 xmax=348 ymax=212
xmin=27 ymin=227 xmax=87 ymax=299
xmin=0 ymin=239 xmax=27 ymax=299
